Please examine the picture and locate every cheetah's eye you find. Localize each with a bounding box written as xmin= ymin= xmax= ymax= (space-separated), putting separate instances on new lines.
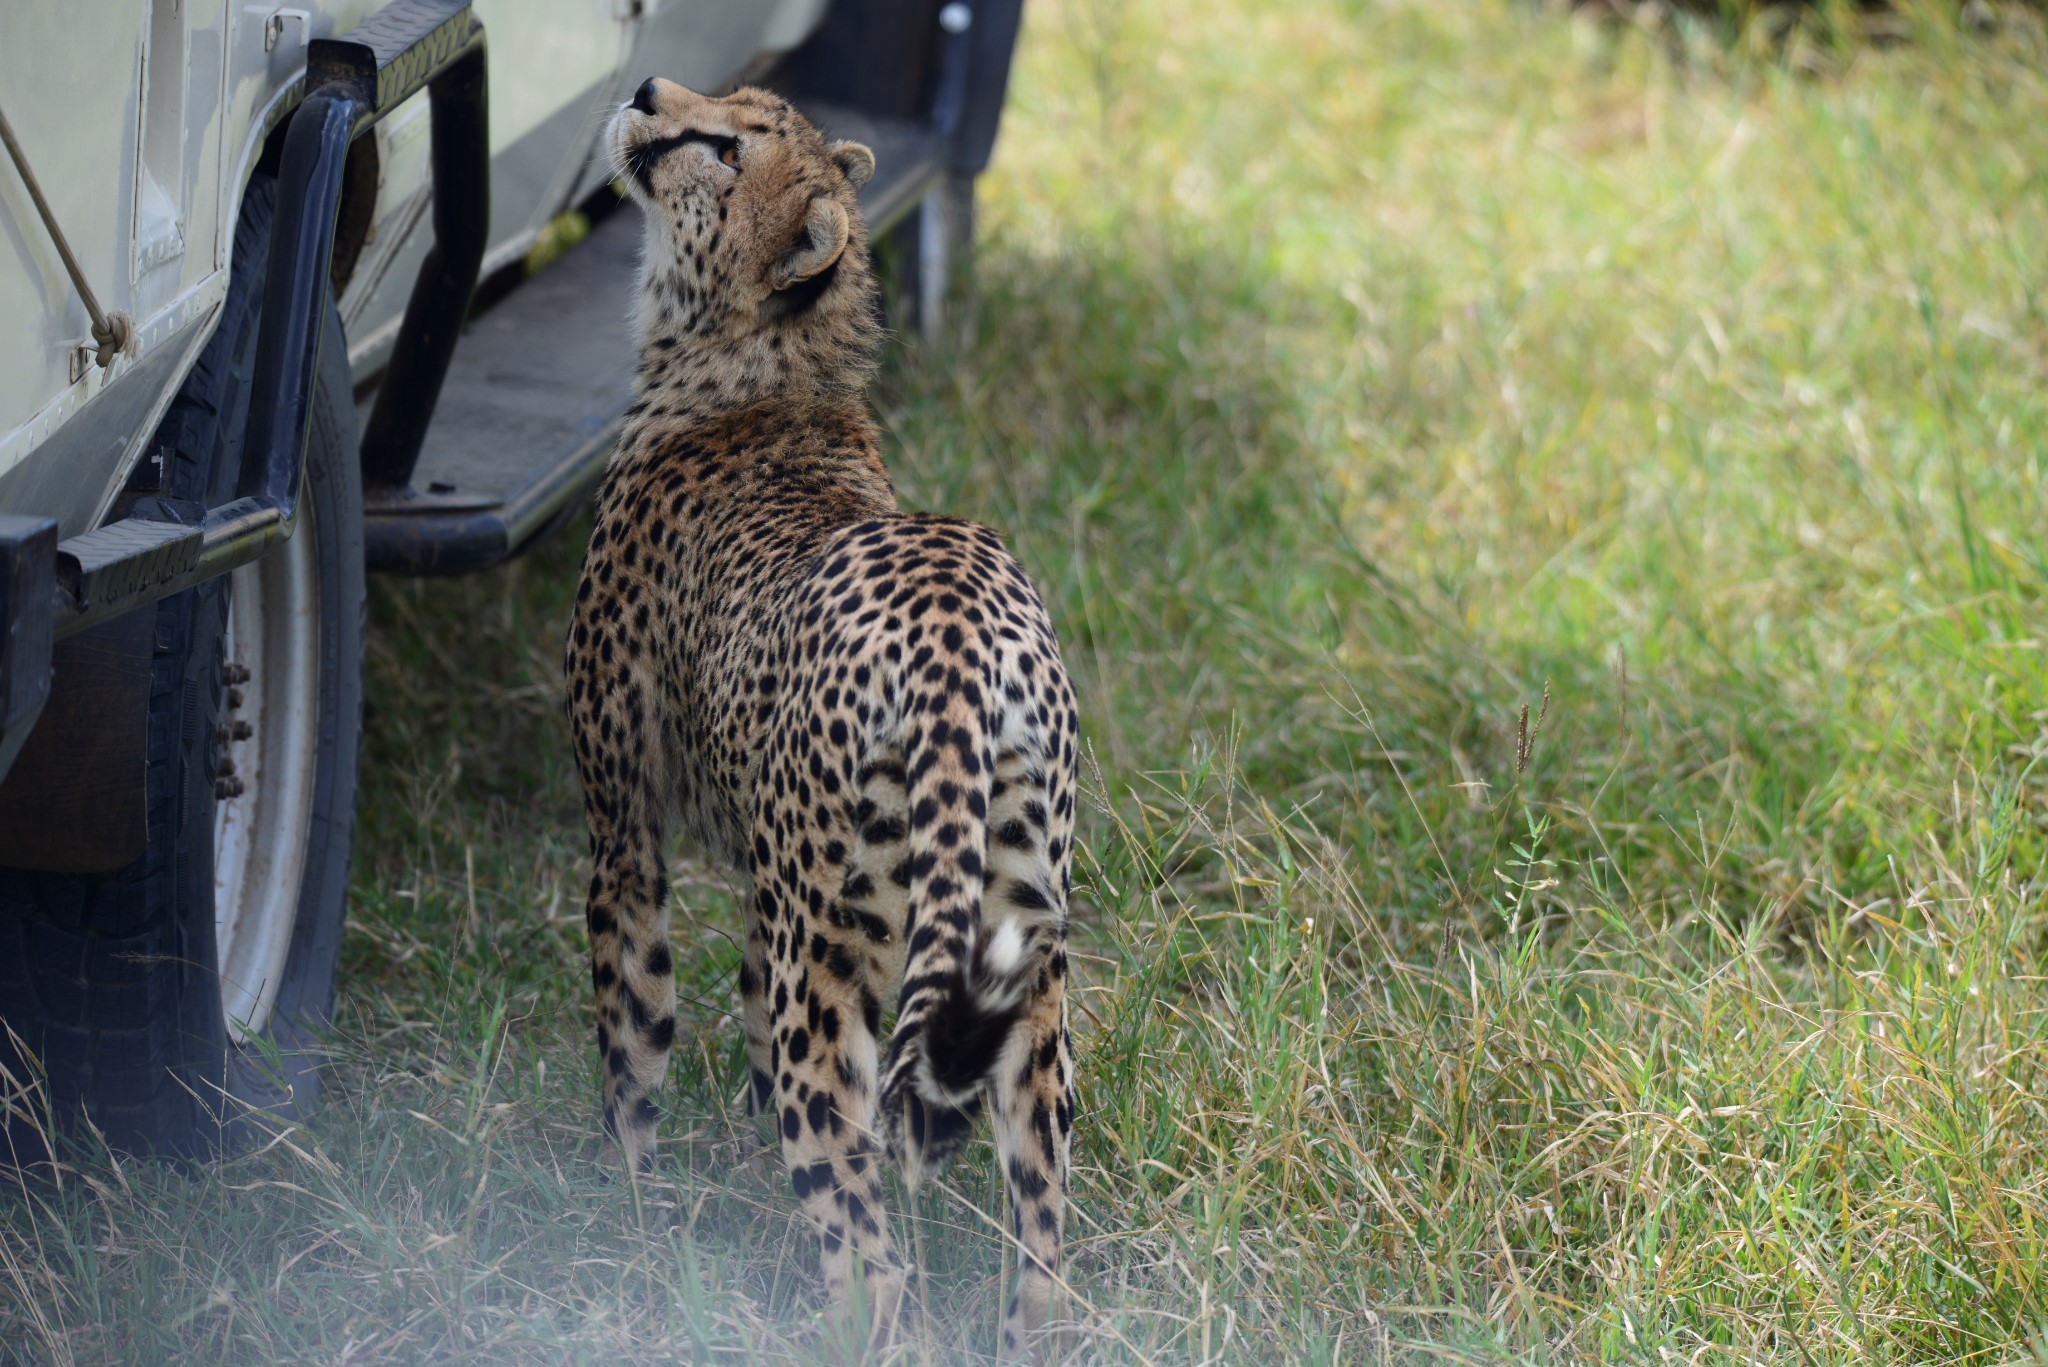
xmin=720 ymin=143 xmax=741 ymax=169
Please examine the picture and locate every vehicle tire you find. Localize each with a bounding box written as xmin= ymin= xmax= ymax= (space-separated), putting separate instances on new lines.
xmin=0 ymin=175 xmax=365 ymax=1164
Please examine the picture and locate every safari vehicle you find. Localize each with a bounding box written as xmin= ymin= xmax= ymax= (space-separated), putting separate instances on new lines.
xmin=0 ymin=0 xmax=1020 ymax=1160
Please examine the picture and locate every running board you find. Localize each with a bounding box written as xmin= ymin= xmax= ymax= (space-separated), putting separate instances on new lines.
xmin=361 ymin=104 xmax=942 ymax=575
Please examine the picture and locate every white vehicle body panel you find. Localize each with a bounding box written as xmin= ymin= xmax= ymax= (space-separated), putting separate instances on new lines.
xmin=0 ymin=0 xmax=829 ymax=539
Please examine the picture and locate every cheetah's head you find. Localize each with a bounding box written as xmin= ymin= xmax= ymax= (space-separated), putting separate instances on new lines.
xmin=609 ymin=80 xmax=876 ymax=330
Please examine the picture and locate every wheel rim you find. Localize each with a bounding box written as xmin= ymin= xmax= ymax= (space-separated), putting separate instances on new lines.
xmin=213 ymin=506 xmax=321 ymax=1043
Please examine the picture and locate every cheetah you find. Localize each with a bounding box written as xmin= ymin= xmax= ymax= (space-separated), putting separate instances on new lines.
xmin=563 ymin=79 xmax=1081 ymax=1356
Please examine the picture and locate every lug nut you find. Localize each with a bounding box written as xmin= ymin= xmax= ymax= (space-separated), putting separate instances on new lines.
xmin=215 ymin=777 xmax=247 ymax=799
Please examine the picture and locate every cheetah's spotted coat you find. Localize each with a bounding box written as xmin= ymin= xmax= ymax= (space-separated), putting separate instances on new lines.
xmin=564 ymin=80 xmax=1080 ymax=1354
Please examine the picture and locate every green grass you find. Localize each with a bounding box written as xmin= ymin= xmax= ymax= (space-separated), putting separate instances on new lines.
xmin=10 ymin=0 xmax=2048 ymax=1360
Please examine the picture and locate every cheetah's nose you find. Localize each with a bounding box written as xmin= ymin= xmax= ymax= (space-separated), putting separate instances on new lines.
xmin=631 ymin=77 xmax=660 ymax=116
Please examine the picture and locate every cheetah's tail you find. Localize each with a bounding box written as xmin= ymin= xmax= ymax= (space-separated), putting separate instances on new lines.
xmin=878 ymin=694 xmax=1047 ymax=1187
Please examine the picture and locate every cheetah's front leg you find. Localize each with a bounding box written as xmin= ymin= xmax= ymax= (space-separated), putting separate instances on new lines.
xmin=584 ymin=828 xmax=676 ymax=1175
xmin=749 ymin=796 xmax=905 ymax=1344
xmin=566 ymin=597 xmax=677 ymax=1178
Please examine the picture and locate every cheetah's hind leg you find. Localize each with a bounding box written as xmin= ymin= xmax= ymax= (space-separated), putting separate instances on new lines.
xmin=749 ymin=753 xmax=907 ymax=1345
xmin=879 ymin=741 xmax=1055 ymax=1191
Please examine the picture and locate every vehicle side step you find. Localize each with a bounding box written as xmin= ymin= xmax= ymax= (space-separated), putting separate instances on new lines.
xmin=361 ymin=105 xmax=943 ymax=576
xmin=801 ymin=101 xmax=945 ymax=237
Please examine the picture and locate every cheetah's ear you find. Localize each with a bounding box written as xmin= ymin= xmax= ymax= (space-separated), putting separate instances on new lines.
xmin=828 ymin=140 xmax=875 ymax=190
xmin=771 ymin=196 xmax=850 ymax=292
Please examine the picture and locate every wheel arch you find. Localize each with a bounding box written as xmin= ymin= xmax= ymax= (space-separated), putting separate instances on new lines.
xmin=0 ymin=168 xmax=294 ymax=874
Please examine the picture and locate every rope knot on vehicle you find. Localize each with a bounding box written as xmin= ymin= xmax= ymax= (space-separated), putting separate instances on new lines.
xmin=89 ymin=312 xmax=139 ymax=369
